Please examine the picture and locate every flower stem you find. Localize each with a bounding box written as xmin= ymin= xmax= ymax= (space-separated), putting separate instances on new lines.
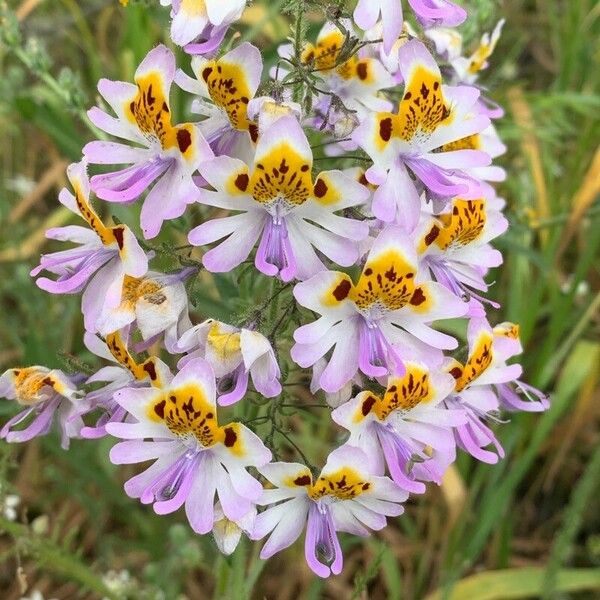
xmin=293 ymin=0 xmax=306 ymax=104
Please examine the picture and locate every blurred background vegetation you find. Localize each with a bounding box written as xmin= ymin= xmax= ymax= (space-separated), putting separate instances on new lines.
xmin=0 ymin=0 xmax=599 ymax=598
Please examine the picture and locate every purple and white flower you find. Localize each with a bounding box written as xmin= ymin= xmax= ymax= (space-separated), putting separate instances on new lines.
xmin=175 ymin=42 xmax=262 ymax=160
xmin=426 ymin=19 xmax=506 ymax=118
xmin=106 ymin=358 xmax=271 ymax=533
xmin=176 ymin=319 xmax=281 ymax=406
xmin=31 ymin=161 xmax=148 ymax=333
xmin=246 ymin=96 xmax=303 ymax=139
xmin=188 ymin=115 xmax=370 ymax=281
xmin=417 ymin=197 xmax=508 ymax=316
xmin=3 ymin=0 xmax=549 ymax=574
xmin=160 ymin=0 xmax=246 ymax=54
xmin=353 ymin=39 xmax=491 ymax=228
xmin=490 ymin=322 xmax=550 ymax=413
xmin=291 ymin=226 xmax=467 ymax=393
xmin=252 ymin=445 xmax=407 ymax=578
xmin=96 ymin=268 xmax=194 ymax=352
xmin=297 ymin=21 xmax=395 ymax=114
xmin=354 ymin=0 xmax=466 ymax=55
xmin=79 ymin=331 xmax=172 ymax=439
xmin=439 ymin=19 xmax=505 ymax=85
xmin=0 ymin=366 xmax=83 ymax=449
xmin=275 ymin=22 xmax=395 ymax=151
xmin=332 ymin=363 xmax=464 ymax=493
xmin=212 ymin=502 xmax=257 ymax=555
xmin=444 ymin=319 xmax=548 ymax=463
xmin=84 ymin=45 xmax=213 ymax=238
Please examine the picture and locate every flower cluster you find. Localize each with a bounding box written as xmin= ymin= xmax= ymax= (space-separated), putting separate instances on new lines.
xmin=1 ymin=0 xmax=549 ymax=578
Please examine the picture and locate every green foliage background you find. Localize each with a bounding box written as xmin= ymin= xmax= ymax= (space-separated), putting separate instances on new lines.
xmin=0 ymin=0 xmax=599 ymax=598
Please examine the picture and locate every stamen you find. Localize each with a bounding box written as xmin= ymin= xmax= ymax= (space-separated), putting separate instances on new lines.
xmin=159 ymin=451 xmax=197 ymax=500
xmin=427 ymin=258 xmax=469 ymax=300
xmin=375 ymin=423 xmax=427 ymax=493
xmin=141 ymin=449 xmax=201 ymax=505
xmin=92 ymin=156 xmax=173 ymax=201
xmin=304 ymin=501 xmax=345 ymax=577
xmin=495 ymin=381 xmax=549 ymax=412
xmin=217 ymin=374 xmax=237 ymax=395
xmin=255 ymin=213 xmax=297 ymax=280
xmin=427 ymin=257 xmax=500 ymax=308
xmin=315 ymin=504 xmax=336 ymax=563
xmin=358 ymin=318 xmax=405 ymax=378
xmin=445 ymin=397 xmax=504 ymax=462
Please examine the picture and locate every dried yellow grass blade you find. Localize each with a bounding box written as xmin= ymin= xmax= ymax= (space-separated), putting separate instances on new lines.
xmin=16 ymin=0 xmax=44 ymax=21
xmin=556 ymin=145 xmax=600 ymax=260
xmin=0 ymin=206 xmax=72 ymax=262
xmin=507 ymin=86 xmax=550 ymax=246
xmin=9 ymin=159 xmax=68 ymax=224
xmin=440 ymin=464 xmax=467 ymax=528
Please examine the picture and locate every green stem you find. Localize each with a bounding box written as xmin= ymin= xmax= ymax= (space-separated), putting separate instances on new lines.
xmin=267 ymin=278 xmax=282 ymax=328
xmin=268 ymin=299 xmax=295 ymax=339
xmin=244 ymin=540 xmax=267 ymax=597
xmin=213 ymin=554 xmax=229 ymax=600
xmin=231 ymin=537 xmax=248 ymax=600
xmin=12 ymin=46 xmax=101 ymax=138
xmin=275 ymin=426 xmax=316 ymax=471
xmin=293 ymin=0 xmax=306 ymax=104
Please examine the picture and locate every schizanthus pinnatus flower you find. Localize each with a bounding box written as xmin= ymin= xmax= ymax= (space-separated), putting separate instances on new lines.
xmin=1 ymin=0 xmax=549 ymax=580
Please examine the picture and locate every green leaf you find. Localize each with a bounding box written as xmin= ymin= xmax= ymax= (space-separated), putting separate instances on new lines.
xmin=425 ymin=568 xmax=600 ymax=600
